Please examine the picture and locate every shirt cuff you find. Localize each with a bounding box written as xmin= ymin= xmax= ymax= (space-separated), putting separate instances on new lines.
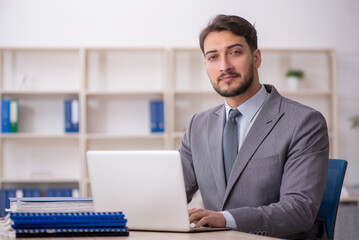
xmin=221 ymin=211 xmax=237 ymax=229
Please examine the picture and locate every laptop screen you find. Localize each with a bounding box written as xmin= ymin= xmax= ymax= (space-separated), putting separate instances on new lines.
xmin=87 ymin=150 xmax=192 ymax=231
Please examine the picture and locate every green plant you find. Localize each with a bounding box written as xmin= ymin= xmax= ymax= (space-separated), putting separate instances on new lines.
xmin=286 ymin=69 xmax=305 ymax=79
xmin=351 ymin=115 xmax=359 ymax=129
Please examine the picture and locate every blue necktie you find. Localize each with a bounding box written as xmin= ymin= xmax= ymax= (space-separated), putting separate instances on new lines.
xmin=223 ymin=109 xmax=241 ymax=183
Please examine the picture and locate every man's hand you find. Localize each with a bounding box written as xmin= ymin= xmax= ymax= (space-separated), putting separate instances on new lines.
xmin=188 ymin=208 xmax=226 ymax=228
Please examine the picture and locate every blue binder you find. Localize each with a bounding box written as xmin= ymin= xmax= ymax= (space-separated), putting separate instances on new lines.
xmin=9 ymin=99 xmax=18 ymax=132
xmin=11 ymin=212 xmax=126 ymax=228
xmin=15 ymin=227 xmax=129 ymax=237
xmin=64 ymin=99 xmax=79 ymax=133
xmin=150 ymin=100 xmax=164 ymax=133
xmin=22 ymin=189 xmax=41 ymax=198
xmin=1 ymin=188 xmax=42 ymax=217
xmin=46 ymin=188 xmax=78 ymax=197
xmin=9 ymin=212 xmax=129 ymax=237
xmin=1 ymin=99 xmax=10 ymax=133
xmin=0 ymin=189 xmax=16 ymax=217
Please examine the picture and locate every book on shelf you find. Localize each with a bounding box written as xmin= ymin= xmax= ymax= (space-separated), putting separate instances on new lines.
xmin=46 ymin=188 xmax=79 ymax=197
xmin=64 ymin=99 xmax=79 ymax=133
xmin=150 ymin=100 xmax=164 ymax=133
xmin=9 ymin=99 xmax=18 ymax=133
xmin=8 ymin=197 xmax=94 ymax=213
xmin=1 ymin=99 xmax=18 ymax=133
xmin=0 ymin=189 xmax=41 ymax=217
xmin=0 ymin=211 xmax=129 ymax=238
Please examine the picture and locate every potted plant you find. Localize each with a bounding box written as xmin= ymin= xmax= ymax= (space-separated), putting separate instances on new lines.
xmin=351 ymin=115 xmax=359 ymax=130
xmin=286 ymin=69 xmax=304 ymax=90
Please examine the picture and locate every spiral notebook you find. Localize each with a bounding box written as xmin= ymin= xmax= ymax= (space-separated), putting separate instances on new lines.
xmin=7 ymin=212 xmax=129 ymax=238
xmin=87 ymin=150 xmax=230 ymax=232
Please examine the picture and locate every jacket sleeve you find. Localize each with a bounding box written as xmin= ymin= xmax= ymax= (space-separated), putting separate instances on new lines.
xmin=179 ymin=114 xmax=199 ymax=204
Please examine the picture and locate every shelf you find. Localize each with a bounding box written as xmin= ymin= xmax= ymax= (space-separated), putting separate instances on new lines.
xmin=0 ymin=47 xmax=337 ymax=197
xmin=279 ymin=90 xmax=332 ymax=96
xmin=86 ymin=49 xmax=165 ymax=93
xmin=1 ymin=90 xmax=80 ymax=96
xmin=86 ymin=133 xmax=165 ymax=140
xmin=174 ymin=88 xmax=332 ymax=97
xmin=174 ymin=90 xmax=218 ymax=95
xmin=173 ymin=132 xmax=185 ymax=139
xmin=0 ymin=178 xmax=81 ymax=184
xmin=260 ymin=48 xmax=334 ymax=54
xmin=0 ymin=133 xmax=80 ymax=140
xmin=85 ymin=90 xmax=164 ymax=97
xmin=1 ymin=49 xmax=81 ymax=92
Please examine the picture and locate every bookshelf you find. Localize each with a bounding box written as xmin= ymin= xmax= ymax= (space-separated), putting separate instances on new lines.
xmin=0 ymin=47 xmax=337 ymax=196
xmin=259 ymin=49 xmax=338 ymax=157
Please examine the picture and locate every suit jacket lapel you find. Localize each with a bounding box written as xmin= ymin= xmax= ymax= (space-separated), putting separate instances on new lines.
xmin=207 ymin=105 xmax=227 ymax=201
xmin=222 ymin=85 xmax=284 ymax=207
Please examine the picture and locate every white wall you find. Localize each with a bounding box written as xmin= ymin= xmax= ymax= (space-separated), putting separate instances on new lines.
xmin=1 ymin=0 xmax=359 ymax=184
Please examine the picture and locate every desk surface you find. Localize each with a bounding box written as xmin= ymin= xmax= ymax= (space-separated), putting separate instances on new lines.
xmin=0 ymin=231 xmax=279 ymax=240
xmin=125 ymin=231 xmax=280 ymax=239
xmin=340 ymin=196 xmax=359 ymax=203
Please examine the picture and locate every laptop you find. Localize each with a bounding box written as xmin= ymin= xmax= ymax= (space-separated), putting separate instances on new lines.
xmin=87 ymin=150 xmax=230 ymax=232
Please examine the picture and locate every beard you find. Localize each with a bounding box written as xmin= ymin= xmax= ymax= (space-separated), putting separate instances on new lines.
xmin=211 ymin=61 xmax=255 ymax=98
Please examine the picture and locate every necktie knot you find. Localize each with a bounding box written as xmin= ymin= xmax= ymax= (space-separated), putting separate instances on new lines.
xmin=229 ymin=109 xmax=241 ymax=119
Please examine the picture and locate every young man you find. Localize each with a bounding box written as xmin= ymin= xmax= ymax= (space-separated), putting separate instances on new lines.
xmin=179 ymin=15 xmax=329 ymax=239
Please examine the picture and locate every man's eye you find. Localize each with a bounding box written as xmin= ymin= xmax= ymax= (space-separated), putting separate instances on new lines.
xmin=231 ymin=50 xmax=241 ymax=55
xmin=207 ymin=55 xmax=217 ymax=61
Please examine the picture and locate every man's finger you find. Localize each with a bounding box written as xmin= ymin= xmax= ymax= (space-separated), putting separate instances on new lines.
xmin=189 ymin=211 xmax=207 ymax=223
xmin=188 ymin=208 xmax=203 ymax=215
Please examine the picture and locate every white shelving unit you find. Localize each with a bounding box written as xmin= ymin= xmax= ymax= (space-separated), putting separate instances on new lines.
xmin=0 ymin=49 xmax=82 ymax=195
xmin=259 ymin=49 xmax=338 ymax=157
xmin=0 ymin=47 xmax=337 ymax=196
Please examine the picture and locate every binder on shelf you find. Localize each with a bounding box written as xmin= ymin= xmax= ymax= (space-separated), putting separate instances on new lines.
xmin=46 ymin=188 xmax=79 ymax=197
xmin=22 ymin=189 xmax=41 ymax=198
xmin=0 ymin=190 xmax=18 ymax=217
xmin=1 ymin=99 xmax=10 ymax=133
xmin=9 ymin=99 xmax=18 ymax=133
xmin=64 ymin=99 xmax=79 ymax=133
xmin=150 ymin=100 xmax=164 ymax=133
xmin=1 ymin=99 xmax=19 ymax=133
xmin=0 ymin=189 xmax=39 ymax=217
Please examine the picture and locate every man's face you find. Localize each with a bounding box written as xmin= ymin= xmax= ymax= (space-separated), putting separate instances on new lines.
xmin=203 ymin=31 xmax=260 ymax=97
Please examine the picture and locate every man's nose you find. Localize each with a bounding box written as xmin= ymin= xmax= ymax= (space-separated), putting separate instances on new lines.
xmin=219 ymin=57 xmax=233 ymax=72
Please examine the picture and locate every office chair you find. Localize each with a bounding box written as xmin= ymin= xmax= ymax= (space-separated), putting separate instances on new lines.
xmin=318 ymin=159 xmax=348 ymax=240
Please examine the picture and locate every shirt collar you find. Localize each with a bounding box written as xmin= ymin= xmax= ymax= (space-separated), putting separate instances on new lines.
xmin=225 ymin=84 xmax=269 ymax=122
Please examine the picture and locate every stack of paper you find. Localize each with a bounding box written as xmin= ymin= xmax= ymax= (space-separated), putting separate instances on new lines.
xmin=8 ymin=197 xmax=94 ymax=213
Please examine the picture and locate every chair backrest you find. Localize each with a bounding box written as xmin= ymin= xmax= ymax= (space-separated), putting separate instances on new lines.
xmin=318 ymin=159 xmax=347 ymax=240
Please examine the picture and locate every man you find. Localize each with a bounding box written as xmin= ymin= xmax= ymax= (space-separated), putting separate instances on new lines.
xmin=179 ymin=14 xmax=329 ymax=239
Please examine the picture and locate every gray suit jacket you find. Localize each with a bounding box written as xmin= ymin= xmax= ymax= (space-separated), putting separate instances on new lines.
xmin=179 ymin=84 xmax=329 ymax=239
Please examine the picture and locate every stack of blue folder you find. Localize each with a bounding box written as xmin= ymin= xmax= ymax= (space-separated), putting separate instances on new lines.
xmin=9 ymin=212 xmax=129 ymax=238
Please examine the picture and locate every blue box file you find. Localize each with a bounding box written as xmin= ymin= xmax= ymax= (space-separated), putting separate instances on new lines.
xmin=64 ymin=99 xmax=79 ymax=133
xmin=150 ymin=100 xmax=164 ymax=133
xmin=1 ymin=99 xmax=10 ymax=133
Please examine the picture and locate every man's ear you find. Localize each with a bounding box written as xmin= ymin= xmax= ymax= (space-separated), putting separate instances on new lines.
xmin=253 ymin=49 xmax=261 ymax=69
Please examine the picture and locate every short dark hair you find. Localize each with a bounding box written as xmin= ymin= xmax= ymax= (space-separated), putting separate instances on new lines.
xmin=199 ymin=14 xmax=258 ymax=54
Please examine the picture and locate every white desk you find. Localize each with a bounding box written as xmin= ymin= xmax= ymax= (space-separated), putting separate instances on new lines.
xmin=124 ymin=231 xmax=280 ymax=239
xmin=0 ymin=230 xmax=280 ymax=240
xmin=340 ymin=196 xmax=359 ymax=203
